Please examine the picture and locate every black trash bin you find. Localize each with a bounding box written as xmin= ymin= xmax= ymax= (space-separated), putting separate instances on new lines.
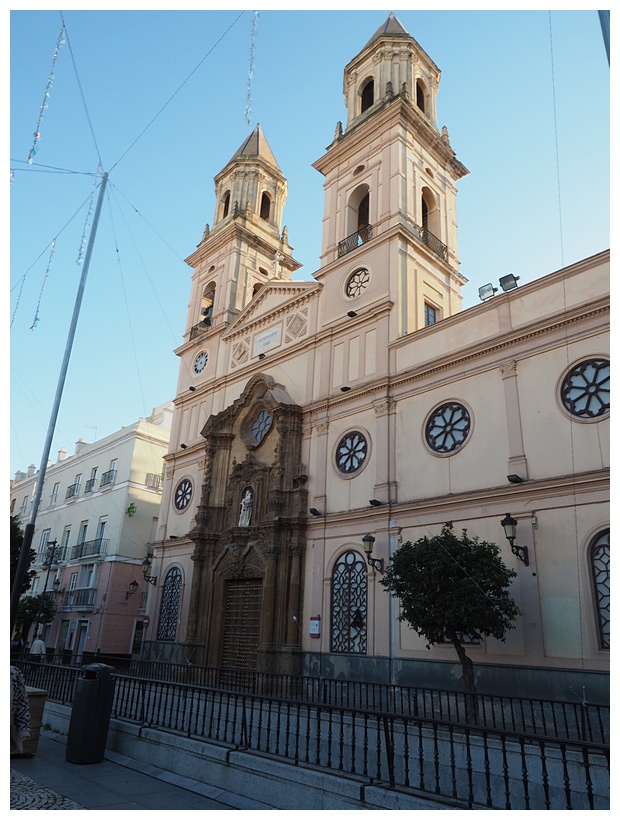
xmin=66 ymin=663 xmax=115 ymax=764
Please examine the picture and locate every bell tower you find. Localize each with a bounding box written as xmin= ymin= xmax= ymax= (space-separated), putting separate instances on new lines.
xmin=184 ymin=124 xmax=300 ymax=338
xmin=313 ymin=13 xmax=469 ymax=336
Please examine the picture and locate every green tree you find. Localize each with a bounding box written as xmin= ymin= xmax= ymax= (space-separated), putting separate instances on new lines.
xmin=380 ymin=523 xmax=521 ymax=717
xmin=10 ymin=515 xmax=35 ymax=595
xmin=16 ymin=593 xmax=57 ymax=643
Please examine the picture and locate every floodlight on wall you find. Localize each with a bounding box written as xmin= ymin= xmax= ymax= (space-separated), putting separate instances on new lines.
xmin=180 ymin=443 xmax=187 ymax=449
xmin=309 ymin=508 xmax=322 ymax=517
xmin=258 ymin=353 xmax=266 ymax=360
xmin=188 ymin=386 xmax=196 ymax=392
xmin=340 ymin=386 xmax=351 ymax=392
xmin=478 ymin=283 xmax=498 ymax=301
xmin=169 ymin=535 xmax=179 ymax=540
xmin=500 ymin=513 xmax=529 ymax=566
xmin=362 ymin=533 xmax=384 ymax=574
xmin=347 ymin=311 xmax=357 ymax=318
xmin=369 ymin=499 xmax=382 ymax=507
xmin=499 ymin=274 xmax=520 ymax=292
xmin=507 ymin=474 xmax=524 ymax=484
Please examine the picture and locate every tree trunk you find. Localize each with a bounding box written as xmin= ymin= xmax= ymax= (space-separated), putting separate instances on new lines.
xmin=451 ymin=635 xmax=478 ymax=723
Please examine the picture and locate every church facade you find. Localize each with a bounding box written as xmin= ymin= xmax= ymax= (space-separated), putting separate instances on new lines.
xmin=143 ymin=15 xmax=609 ymax=702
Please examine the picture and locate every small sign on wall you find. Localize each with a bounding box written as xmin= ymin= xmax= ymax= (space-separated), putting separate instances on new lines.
xmin=309 ymin=615 xmax=321 ymax=638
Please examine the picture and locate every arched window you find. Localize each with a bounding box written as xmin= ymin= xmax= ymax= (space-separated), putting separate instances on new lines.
xmin=590 ymin=530 xmax=610 ymax=649
xmin=157 ymin=567 xmax=182 ymax=641
xmin=421 ymin=187 xmax=440 ymax=239
xmin=260 ymin=192 xmax=271 ymax=221
xmin=416 ymin=80 xmax=426 ymax=112
xmin=221 ymin=191 xmax=230 ymax=220
xmin=360 ymin=79 xmax=374 ymax=113
xmin=200 ymin=283 xmax=215 ymax=324
xmin=342 ymin=184 xmax=372 ymax=254
xmin=331 ymin=550 xmax=367 ymax=654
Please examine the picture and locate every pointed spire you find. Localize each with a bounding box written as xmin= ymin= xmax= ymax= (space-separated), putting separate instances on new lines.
xmin=226 ymin=124 xmax=281 ymax=172
xmin=363 ymin=12 xmax=409 ymax=49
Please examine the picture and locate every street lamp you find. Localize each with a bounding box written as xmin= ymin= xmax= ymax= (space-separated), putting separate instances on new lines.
xmin=362 ymin=533 xmax=384 ymax=574
xmin=500 ymin=513 xmax=529 ymax=566
xmin=142 ymin=556 xmax=157 ymax=586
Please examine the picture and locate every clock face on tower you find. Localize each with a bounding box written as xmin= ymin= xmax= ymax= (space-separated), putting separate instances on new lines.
xmin=193 ymin=350 xmax=208 ymax=374
xmin=174 ymin=478 xmax=193 ymax=511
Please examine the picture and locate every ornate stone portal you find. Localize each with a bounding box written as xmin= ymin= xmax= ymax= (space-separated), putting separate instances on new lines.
xmin=184 ymin=374 xmax=307 ymax=675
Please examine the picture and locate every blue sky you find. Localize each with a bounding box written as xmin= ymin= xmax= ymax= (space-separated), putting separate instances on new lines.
xmin=8 ymin=5 xmax=610 ymax=480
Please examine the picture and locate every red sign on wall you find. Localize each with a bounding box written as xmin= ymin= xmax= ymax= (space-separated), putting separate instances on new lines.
xmin=143 ymin=615 xmax=150 ymax=628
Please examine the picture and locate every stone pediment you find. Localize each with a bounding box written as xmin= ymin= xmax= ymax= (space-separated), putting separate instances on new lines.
xmin=222 ymin=280 xmax=320 ymax=340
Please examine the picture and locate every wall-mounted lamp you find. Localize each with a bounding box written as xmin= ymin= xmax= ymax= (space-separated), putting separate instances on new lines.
xmin=188 ymin=386 xmax=196 ymax=392
xmin=500 ymin=513 xmax=529 ymax=566
xmin=169 ymin=535 xmax=179 ymax=540
xmin=127 ymin=503 xmax=137 ymax=517
xmin=478 ymin=283 xmax=498 ymax=301
xmin=142 ymin=556 xmax=157 ymax=586
xmin=507 ymin=474 xmax=524 ymax=484
xmin=309 ymin=508 xmax=322 ymax=517
xmin=125 ymin=580 xmax=139 ymax=600
xmin=180 ymin=443 xmax=187 ymax=450
xmin=369 ymin=499 xmax=382 ymax=507
xmin=499 ymin=274 xmax=520 ymax=292
xmin=52 ymin=577 xmax=65 ymax=596
xmin=340 ymin=386 xmax=351 ymax=392
xmin=347 ymin=311 xmax=357 ymax=318
xmin=362 ymin=533 xmax=384 ymax=573
xmin=258 ymin=353 xmax=266 ymax=360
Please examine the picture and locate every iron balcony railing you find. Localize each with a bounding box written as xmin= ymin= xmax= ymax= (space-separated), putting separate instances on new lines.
xmin=100 ymin=469 xmax=116 ymax=487
xmin=65 ymin=483 xmax=80 ymax=500
xmin=84 ymin=478 xmax=96 ymax=493
xmin=189 ymin=317 xmax=212 ymax=340
xmin=70 ymin=537 xmax=108 ymax=560
xmin=145 ymin=472 xmax=163 ymax=490
xmin=65 ymin=587 xmax=97 ymax=608
xmin=16 ymin=660 xmax=609 ymax=811
xmin=414 ymin=223 xmax=448 ymax=262
xmin=338 ymin=224 xmax=373 ymax=257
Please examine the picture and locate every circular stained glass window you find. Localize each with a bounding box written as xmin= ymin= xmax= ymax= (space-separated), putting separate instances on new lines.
xmin=336 ymin=431 xmax=368 ymax=474
xmin=251 ymin=409 xmax=273 ymax=443
xmin=345 ymin=268 xmax=370 ymax=298
xmin=560 ymin=359 xmax=610 ymax=419
xmin=425 ymin=402 xmax=471 ymax=454
xmin=174 ymin=478 xmax=193 ymax=511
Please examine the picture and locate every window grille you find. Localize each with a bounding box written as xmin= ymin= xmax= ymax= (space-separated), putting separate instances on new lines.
xmin=157 ymin=567 xmax=182 ymax=641
xmin=591 ymin=530 xmax=610 ymax=649
xmin=331 ymin=550 xmax=367 ymax=654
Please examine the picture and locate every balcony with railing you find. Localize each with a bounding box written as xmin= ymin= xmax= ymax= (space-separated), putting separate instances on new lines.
xmin=145 ymin=472 xmax=163 ymax=491
xmin=414 ymin=222 xmax=448 ymax=262
xmin=66 ymin=587 xmax=97 ymax=608
xmin=70 ymin=537 xmax=108 ymax=561
xmin=338 ymin=224 xmax=373 ymax=257
xmin=84 ymin=478 xmax=97 ymax=493
xmin=100 ymin=469 xmax=116 ymax=488
xmin=65 ymin=483 xmax=80 ymax=500
xmin=189 ymin=316 xmax=212 ymax=340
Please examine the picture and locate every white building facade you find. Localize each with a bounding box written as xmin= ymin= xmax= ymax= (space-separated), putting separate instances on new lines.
xmin=142 ymin=16 xmax=609 ymax=702
xmin=11 ymin=402 xmax=173 ymax=661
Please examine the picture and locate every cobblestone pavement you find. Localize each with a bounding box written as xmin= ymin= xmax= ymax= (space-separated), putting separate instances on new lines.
xmin=10 ymin=768 xmax=86 ymax=810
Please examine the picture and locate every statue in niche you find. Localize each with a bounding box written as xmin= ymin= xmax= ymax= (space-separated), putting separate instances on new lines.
xmin=239 ymin=488 xmax=253 ymax=527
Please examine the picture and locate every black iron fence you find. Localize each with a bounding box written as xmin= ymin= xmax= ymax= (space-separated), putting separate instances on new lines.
xmin=16 ymin=659 xmax=609 ymax=810
xmin=98 ymin=658 xmax=608 ymax=746
xmin=111 ymin=676 xmax=610 ymax=810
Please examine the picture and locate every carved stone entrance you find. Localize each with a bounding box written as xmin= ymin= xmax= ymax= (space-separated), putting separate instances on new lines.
xmin=184 ymin=375 xmax=307 ymax=675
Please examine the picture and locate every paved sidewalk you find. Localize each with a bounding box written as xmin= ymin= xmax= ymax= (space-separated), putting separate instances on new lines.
xmin=10 ymin=730 xmax=274 ymax=810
